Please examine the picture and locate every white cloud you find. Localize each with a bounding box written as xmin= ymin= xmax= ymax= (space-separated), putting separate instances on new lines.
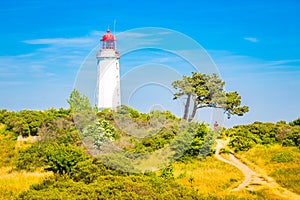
xmin=30 ymin=64 xmax=56 ymax=77
xmin=90 ymin=30 xmax=105 ymax=36
xmin=23 ymin=37 xmax=94 ymax=46
xmin=267 ymin=59 xmax=300 ymax=66
xmin=244 ymin=37 xmax=259 ymax=43
xmin=0 ymin=81 xmax=24 ymax=86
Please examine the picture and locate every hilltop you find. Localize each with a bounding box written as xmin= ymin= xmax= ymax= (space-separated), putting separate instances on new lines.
xmin=0 ymin=103 xmax=299 ymax=199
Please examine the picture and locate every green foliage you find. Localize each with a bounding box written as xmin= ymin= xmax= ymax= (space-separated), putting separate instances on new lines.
xmin=39 ymin=117 xmax=79 ymax=145
xmin=289 ymin=117 xmax=300 ymax=126
xmin=16 ymin=111 xmax=82 ymax=171
xmin=283 ymin=126 xmax=300 ymax=147
xmin=0 ymin=94 xmax=252 ymax=199
xmin=96 ymin=153 xmax=137 ymax=173
xmin=172 ymin=72 xmax=249 ymax=121
xmin=112 ymin=108 xmax=182 ymax=154
xmin=190 ymin=123 xmax=210 ymax=156
xmin=0 ymin=110 xmax=45 ymax=136
xmin=81 ymin=118 xmax=115 ymax=149
xmin=271 ymin=152 xmax=294 ymax=163
xmin=16 ymin=141 xmax=87 ymax=174
xmin=198 ymin=129 xmax=217 ymax=158
xmin=126 ymin=117 xmax=211 ymax=161
xmin=69 ymin=159 xmax=115 ymax=183
xmin=19 ymin=110 xmax=45 ymax=136
xmin=18 ymin=174 xmax=199 ymax=199
xmin=45 ymin=143 xmax=87 ymax=175
xmin=97 ymin=108 xmax=114 ymax=120
xmin=0 ymin=108 xmax=71 ymax=137
xmin=170 ymin=122 xmax=213 ymax=159
xmin=67 ymin=89 xmax=93 ymax=113
xmin=222 ymin=92 xmax=249 ymax=118
xmin=114 ymin=105 xmax=179 ymax=125
xmin=160 ymin=165 xmax=174 ymax=179
xmin=16 ymin=143 xmax=46 ymax=171
xmin=3 ymin=95 xmax=300 ymax=199
xmin=226 ymin=120 xmax=300 ymax=152
xmin=170 ymin=122 xmax=198 ymax=158
xmin=226 ymin=122 xmax=275 ymax=152
xmin=134 ymin=125 xmax=177 ymax=153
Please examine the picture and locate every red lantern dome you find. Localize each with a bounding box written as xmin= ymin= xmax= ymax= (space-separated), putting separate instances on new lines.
xmin=101 ymin=29 xmax=115 ymax=41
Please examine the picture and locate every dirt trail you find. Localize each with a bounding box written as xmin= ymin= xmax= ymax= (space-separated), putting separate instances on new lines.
xmin=215 ymin=139 xmax=300 ymax=200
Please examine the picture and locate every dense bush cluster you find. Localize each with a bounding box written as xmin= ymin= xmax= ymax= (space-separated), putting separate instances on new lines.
xmin=96 ymin=105 xmax=213 ymax=159
xmin=1 ymin=90 xmax=299 ymax=199
xmin=225 ymin=119 xmax=300 ymax=152
xmin=18 ymin=174 xmax=200 ymax=200
xmin=0 ymin=101 xmax=213 ymax=199
xmin=0 ymin=108 xmax=71 ymax=137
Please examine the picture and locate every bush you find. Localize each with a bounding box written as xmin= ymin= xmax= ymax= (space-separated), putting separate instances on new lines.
xmin=15 ymin=143 xmax=46 ymax=171
xmin=69 ymin=159 xmax=115 ymax=183
xmin=290 ymin=117 xmax=300 ymax=126
xmin=45 ymin=143 xmax=87 ymax=175
xmin=81 ymin=118 xmax=115 ymax=149
xmin=18 ymin=174 xmax=200 ymax=199
xmin=160 ymin=165 xmax=174 ymax=179
xmin=225 ymin=120 xmax=300 ymax=152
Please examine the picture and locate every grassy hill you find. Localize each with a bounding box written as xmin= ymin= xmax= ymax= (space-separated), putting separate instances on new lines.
xmin=0 ymin=107 xmax=299 ymax=199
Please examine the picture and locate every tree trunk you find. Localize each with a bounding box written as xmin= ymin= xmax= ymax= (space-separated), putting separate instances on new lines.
xmin=188 ymin=99 xmax=197 ymax=122
xmin=183 ymin=94 xmax=191 ymax=120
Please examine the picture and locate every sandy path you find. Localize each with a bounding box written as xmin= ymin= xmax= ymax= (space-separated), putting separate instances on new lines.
xmin=215 ymin=139 xmax=300 ymax=200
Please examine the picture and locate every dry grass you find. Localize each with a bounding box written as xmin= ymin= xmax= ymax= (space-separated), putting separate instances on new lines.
xmin=173 ymin=156 xmax=242 ymax=195
xmin=133 ymin=146 xmax=174 ymax=172
xmin=0 ymin=132 xmax=52 ymax=199
xmin=0 ymin=167 xmax=52 ymax=200
xmin=238 ymin=145 xmax=300 ymax=194
xmin=173 ymin=156 xmax=286 ymax=199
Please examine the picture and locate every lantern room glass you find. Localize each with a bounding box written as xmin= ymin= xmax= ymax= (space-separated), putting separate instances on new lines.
xmin=102 ymin=40 xmax=115 ymax=49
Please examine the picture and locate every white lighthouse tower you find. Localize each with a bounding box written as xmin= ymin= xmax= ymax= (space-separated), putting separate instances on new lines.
xmin=96 ymin=29 xmax=121 ymax=109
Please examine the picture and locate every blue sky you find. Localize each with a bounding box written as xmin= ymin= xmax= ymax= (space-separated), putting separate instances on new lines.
xmin=0 ymin=0 xmax=299 ymax=127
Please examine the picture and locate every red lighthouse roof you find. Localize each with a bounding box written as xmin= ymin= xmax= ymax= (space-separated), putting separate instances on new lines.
xmin=101 ymin=29 xmax=115 ymax=41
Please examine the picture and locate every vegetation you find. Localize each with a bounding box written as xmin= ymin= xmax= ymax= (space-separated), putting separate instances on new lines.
xmin=0 ymin=90 xmax=215 ymax=199
xmin=18 ymin=174 xmax=200 ymax=200
xmin=173 ymin=157 xmax=282 ymax=199
xmin=0 ymin=167 xmax=51 ymax=200
xmin=238 ymin=145 xmax=300 ymax=194
xmin=172 ymin=72 xmax=249 ymax=121
xmin=225 ymin=120 xmax=300 ymax=152
xmin=222 ymin=118 xmax=300 ymax=197
xmin=174 ymin=157 xmax=243 ymax=193
xmin=0 ymin=88 xmax=299 ymax=199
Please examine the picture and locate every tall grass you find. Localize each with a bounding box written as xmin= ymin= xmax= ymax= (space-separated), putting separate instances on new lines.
xmin=238 ymin=145 xmax=300 ymax=194
xmin=0 ymin=134 xmax=17 ymax=168
xmin=173 ymin=156 xmax=285 ymax=199
xmin=174 ymin=156 xmax=242 ymax=194
xmin=0 ymin=167 xmax=52 ymax=200
xmin=0 ymin=133 xmax=51 ymax=199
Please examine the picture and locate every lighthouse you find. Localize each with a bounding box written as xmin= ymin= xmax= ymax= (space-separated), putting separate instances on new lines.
xmin=96 ymin=29 xmax=121 ymax=109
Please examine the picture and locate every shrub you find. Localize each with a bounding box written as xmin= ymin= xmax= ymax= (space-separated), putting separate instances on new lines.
xmin=69 ymin=159 xmax=115 ymax=183
xmin=16 ymin=143 xmax=46 ymax=171
xmin=290 ymin=117 xmax=300 ymax=126
xmin=160 ymin=165 xmax=174 ymax=179
xmin=18 ymin=174 xmax=200 ymax=199
xmin=225 ymin=120 xmax=300 ymax=152
xmin=45 ymin=143 xmax=87 ymax=175
xmin=271 ymin=152 xmax=294 ymax=163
